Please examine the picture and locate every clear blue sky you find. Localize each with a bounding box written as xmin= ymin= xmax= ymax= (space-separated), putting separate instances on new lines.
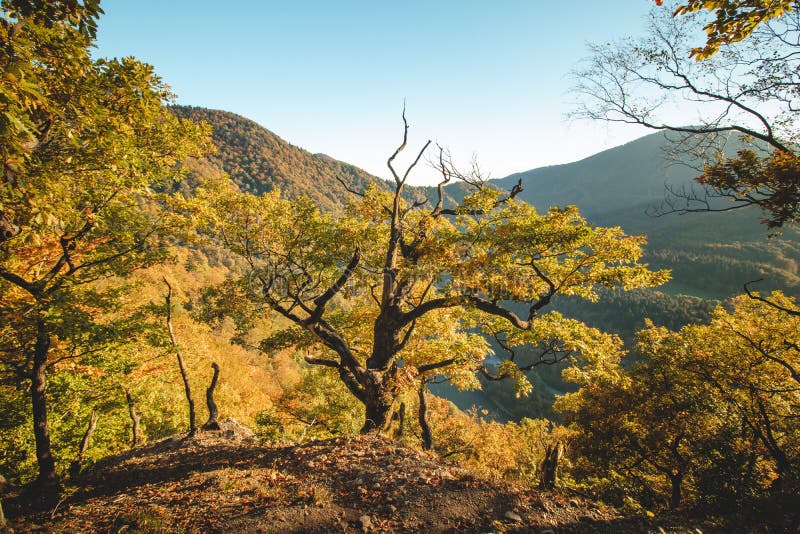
xmin=95 ymin=1 xmax=657 ymax=185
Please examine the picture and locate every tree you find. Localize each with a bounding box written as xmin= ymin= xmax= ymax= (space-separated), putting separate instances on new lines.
xmin=163 ymin=278 xmax=197 ymax=435
xmin=557 ymin=323 xmax=722 ymax=510
xmin=574 ymin=0 xmax=800 ymax=228
xmin=197 ymin=111 xmax=668 ymax=434
xmin=558 ymin=293 xmax=800 ymax=515
xmin=0 ymin=1 xmax=210 ymax=486
xmin=670 ymin=0 xmax=797 ymax=59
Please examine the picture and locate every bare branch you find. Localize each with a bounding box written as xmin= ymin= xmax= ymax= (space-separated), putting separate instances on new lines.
xmin=418 ymin=358 xmax=457 ymax=374
xmin=0 ymin=266 xmax=36 ymax=295
xmin=744 ymin=279 xmax=800 ymax=316
xmin=335 ymin=176 xmax=366 ymax=197
xmin=387 ymin=105 xmax=410 ymax=184
xmin=308 ymin=248 xmax=361 ymax=324
xmin=303 ymin=352 xmax=341 ymax=368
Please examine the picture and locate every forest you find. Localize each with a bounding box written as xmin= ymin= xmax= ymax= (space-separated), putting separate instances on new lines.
xmin=2 ymin=0 xmax=800 ymax=532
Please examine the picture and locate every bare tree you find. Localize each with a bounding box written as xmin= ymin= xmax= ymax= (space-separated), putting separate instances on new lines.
xmin=163 ymin=278 xmax=197 ymax=435
xmin=539 ymin=441 xmax=565 ymax=490
xmin=417 ymin=380 xmax=433 ymax=451
xmin=69 ymin=409 xmax=98 ymax=476
xmin=571 ymin=2 xmax=800 ymax=227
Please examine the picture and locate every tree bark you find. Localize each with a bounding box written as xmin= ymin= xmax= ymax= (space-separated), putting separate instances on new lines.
xmin=31 ymin=317 xmax=57 ymax=485
xmin=164 ymin=278 xmax=196 ymax=435
xmin=362 ymin=401 xmax=392 ymax=433
xmin=361 ymin=393 xmax=393 ymax=433
xmin=357 ymin=355 xmax=398 ymax=434
xmin=203 ymin=362 xmax=221 ymax=430
xmin=125 ymin=388 xmax=142 ymax=448
xmin=418 ymin=383 xmax=433 ymax=451
xmin=391 ymin=401 xmax=406 ymax=439
xmin=539 ymin=442 xmax=564 ymax=490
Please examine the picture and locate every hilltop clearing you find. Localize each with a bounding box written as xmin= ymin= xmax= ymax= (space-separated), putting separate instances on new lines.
xmin=4 ymin=422 xmax=707 ymax=533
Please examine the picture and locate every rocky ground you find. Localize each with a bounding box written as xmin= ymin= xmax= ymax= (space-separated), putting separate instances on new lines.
xmin=5 ymin=420 xmax=710 ymax=533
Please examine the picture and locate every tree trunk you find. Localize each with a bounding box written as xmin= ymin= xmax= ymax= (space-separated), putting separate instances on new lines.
xmin=669 ymin=473 xmax=683 ymax=509
xmin=31 ymin=318 xmax=57 ymax=485
xmin=391 ymin=401 xmax=406 ymax=439
xmin=164 ymin=278 xmax=196 ymax=435
xmin=359 ymin=370 xmax=395 ymax=433
xmin=361 ymin=393 xmax=393 ymax=433
xmin=69 ymin=408 xmax=97 ymax=476
xmin=539 ymin=442 xmax=564 ymax=490
xmin=418 ymin=383 xmax=433 ymax=450
xmin=362 ymin=403 xmax=392 ymax=433
xmin=125 ymin=388 xmax=142 ymax=448
xmin=203 ymin=362 xmax=221 ymax=430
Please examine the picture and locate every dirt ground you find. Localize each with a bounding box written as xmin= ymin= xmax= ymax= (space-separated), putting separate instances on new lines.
xmin=5 ymin=420 xmax=709 ymax=533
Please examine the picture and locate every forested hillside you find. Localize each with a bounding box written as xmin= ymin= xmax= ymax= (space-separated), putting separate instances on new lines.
xmin=500 ymin=131 xmax=800 ymax=296
xmin=163 ymin=107 xmax=800 ymax=424
xmin=171 ymin=106 xmax=392 ymax=212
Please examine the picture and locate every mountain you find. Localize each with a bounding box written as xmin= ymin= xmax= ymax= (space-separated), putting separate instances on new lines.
xmin=489 ymin=131 xmax=800 ymax=301
xmin=175 ymin=110 xmax=799 ymax=303
xmin=171 ymin=106 xmax=391 ymax=212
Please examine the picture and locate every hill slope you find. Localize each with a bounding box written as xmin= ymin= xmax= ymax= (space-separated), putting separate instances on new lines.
xmin=172 ymin=106 xmax=390 ymax=212
xmin=6 ymin=425 xmax=708 ymax=533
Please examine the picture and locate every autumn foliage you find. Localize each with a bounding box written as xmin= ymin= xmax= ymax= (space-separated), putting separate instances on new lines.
xmin=3 ymin=1 xmax=800 ymax=531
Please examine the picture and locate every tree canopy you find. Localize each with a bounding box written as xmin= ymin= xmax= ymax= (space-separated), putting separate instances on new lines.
xmin=558 ymin=292 xmax=800 ymax=514
xmin=0 ymin=0 xmax=211 ymax=486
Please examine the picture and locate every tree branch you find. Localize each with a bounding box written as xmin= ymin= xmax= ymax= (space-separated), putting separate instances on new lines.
xmin=308 ymin=248 xmax=361 ymax=323
xmin=744 ymin=279 xmax=800 ymax=316
xmin=418 ymin=358 xmax=457 ymax=374
xmin=387 ymin=105 xmax=410 ymax=184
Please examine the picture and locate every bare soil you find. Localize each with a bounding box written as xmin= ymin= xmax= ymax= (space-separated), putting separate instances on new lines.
xmin=5 ymin=420 xmax=709 ymax=533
